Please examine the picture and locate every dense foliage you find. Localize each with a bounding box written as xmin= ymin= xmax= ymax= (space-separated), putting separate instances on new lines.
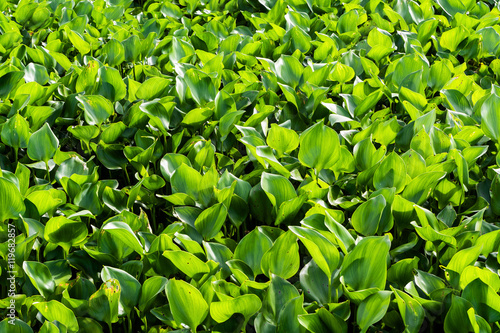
xmin=1 ymin=0 xmax=500 ymax=332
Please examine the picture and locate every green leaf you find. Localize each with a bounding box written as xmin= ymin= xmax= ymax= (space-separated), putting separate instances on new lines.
xmin=203 ymin=241 xmax=232 ymax=277
xmin=0 ymin=177 xmax=25 ymax=222
xmin=449 ymin=149 xmax=469 ymax=191
xmin=166 ymin=279 xmax=209 ymax=332
xmin=26 ymin=190 xmax=63 ymax=216
xmin=184 ymin=69 xmax=216 ymax=106
xmin=0 ymin=71 xmax=25 ymax=99
xmin=266 ymin=123 xmax=299 ymax=157
xmin=300 ymin=258 xmax=330 ymax=305
xmin=330 ymin=63 xmax=355 ymax=84
xmin=66 ymin=28 xmax=90 ymax=55
xmin=387 ymin=257 xmax=420 ymax=287
xmin=480 ymin=91 xmax=500 ymax=142
xmin=170 ymin=37 xmax=195 ymax=64
xmin=298 ymin=308 xmax=346 ymax=333
xmin=27 ymin=123 xmax=58 ymax=163
xmin=440 ymin=26 xmax=469 ymax=52
xmin=411 ymin=222 xmax=457 ymax=248
xmin=351 ymin=195 xmax=386 ymax=236
xmin=210 ymin=294 xmax=262 ymax=323
xmin=275 ymin=55 xmax=303 ymax=89
xmin=338 ymin=10 xmax=359 ymax=34
xmin=214 ymin=90 xmax=237 ymax=120
xmin=354 ymin=90 xmax=384 ymax=118
xmin=402 ymin=171 xmax=446 ymax=205
xmin=234 ymin=228 xmax=273 ymax=276
xmin=34 ymin=301 xmax=79 ymax=332
xmin=101 ymin=266 xmax=141 ymax=316
xmin=97 ymin=67 xmax=127 ymax=103
xmin=122 ymin=35 xmax=142 ymax=62
xmin=444 ymin=295 xmax=473 ymax=333
xmin=23 ymin=261 xmax=55 ymax=298
xmin=136 ymin=77 xmax=171 ymax=100
xmin=467 ymin=309 xmax=492 ymax=333
xmin=0 ymin=318 xmax=33 ymax=332
xmin=220 ymin=110 xmax=245 ymax=141
xmin=44 ymin=216 xmax=88 ymax=250
xmin=324 ymin=212 xmax=355 ymax=255
xmin=264 ymin=275 xmax=300 ymax=324
xmin=299 ymin=122 xmax=340 ymax=172
xmin=435 ymin=0 xmax=467 ymax=16
xmin=181 ymin=107 xmax=214 ymax=127
xmin=275 ymin=193 xmax=308 ymax=226
xmin=77 ymin=318 xmax=104 ymax=333
xmin=459 ymin=266 xmax=500 ymax=292
xmin=89 ymin=279 xmax=120 ymax=325
xmin=414 ymin=269 xmax=446 ymax=296
xmin=357 ymin=291 xmax=392 ymax=333
xmin=353 ymin=138 xmax=386 ymax=171
xmin=24 ymin=63 xmax=49 ymax=85
xmin=261 ymin=172 xmax=296 ymax=209
xmin=429 ymin=61 xmax=452 ymax=93
xmin=160 ymin=153 xmax=192 ymax=182
xmin=277 ymin=294 xmax=307 ymax=333
xmin=138 ymin=276 xmax=168 ymax=313
xmin=391 ymin=287 xmax=425 ymax=333
xmin=373 ymin=152 xmax=407 ymax=193
xmin=261 ymin=231 xmax=300 ymax=279
xmin=100 ymin=121 xmax=126 ymax=144
xmin=68 ymin=125 xmax=100 ymax=149
xmin=171 ymin=163 xmax=202 ymax=201
xmin=289 ymin=226 xmax=339 ymax=284
xmin=39 ymin=321 xmax=59 ymax=333
xmin=194 ymin=203 xmax=228 ymax=240
xmin=102 ymin=39 xmax=125 ymax=67
xmin=446 ymin=245 xmax=483 ymax=289
xmin=76 ymin=95 xmax=114 ymax=126
xmin=102 ymin=222 xmax=144 ymax=256
xmin=163 ymin=250 xmax=210 ymax=279
xmin=462 ymin=278 xmax=500 ymax=323
xmin=255 ymin=146 xmax=291 ymax=178
xmin=368 ymin=28 xmax=393 ymax=49
xmin=198 ymin=166 xmax=218 ymax=208
xmin=341 ymin=236 xmax=391 ymax=291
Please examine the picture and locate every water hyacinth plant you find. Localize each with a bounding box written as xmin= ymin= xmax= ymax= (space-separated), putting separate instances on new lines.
xmin=0 ymin=0 xmax=500 ymax=332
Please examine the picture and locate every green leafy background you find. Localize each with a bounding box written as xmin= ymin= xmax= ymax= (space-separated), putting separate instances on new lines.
xmin=0 ymin=0 xmax=500 ymax=332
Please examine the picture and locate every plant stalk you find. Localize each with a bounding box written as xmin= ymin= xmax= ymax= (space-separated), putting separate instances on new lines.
xmin=151 ymin=206 xmax=157 ymax=233
xmin=45 ymin=161 xmax=51 ymax=183
xmin=328 ymin=280 xmax=333 ymax=303
xmin=124 ymin=167 xmax=131 ymax=185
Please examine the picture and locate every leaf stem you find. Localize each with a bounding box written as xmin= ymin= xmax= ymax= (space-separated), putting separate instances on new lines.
xmin=45 ymin=161 xmax=51 ymax=183
xmin=151 ymin=206 xmax=157 ymax=233
xmin=434 ymin=244 xmax=440 ymax=272
xmin=108 ymin=322 xmax=113 ymax=333
xmin=124 ymin=167 xmax=131 ymax=185
xmin=328 ymin=280 xmax=333 ymax=303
